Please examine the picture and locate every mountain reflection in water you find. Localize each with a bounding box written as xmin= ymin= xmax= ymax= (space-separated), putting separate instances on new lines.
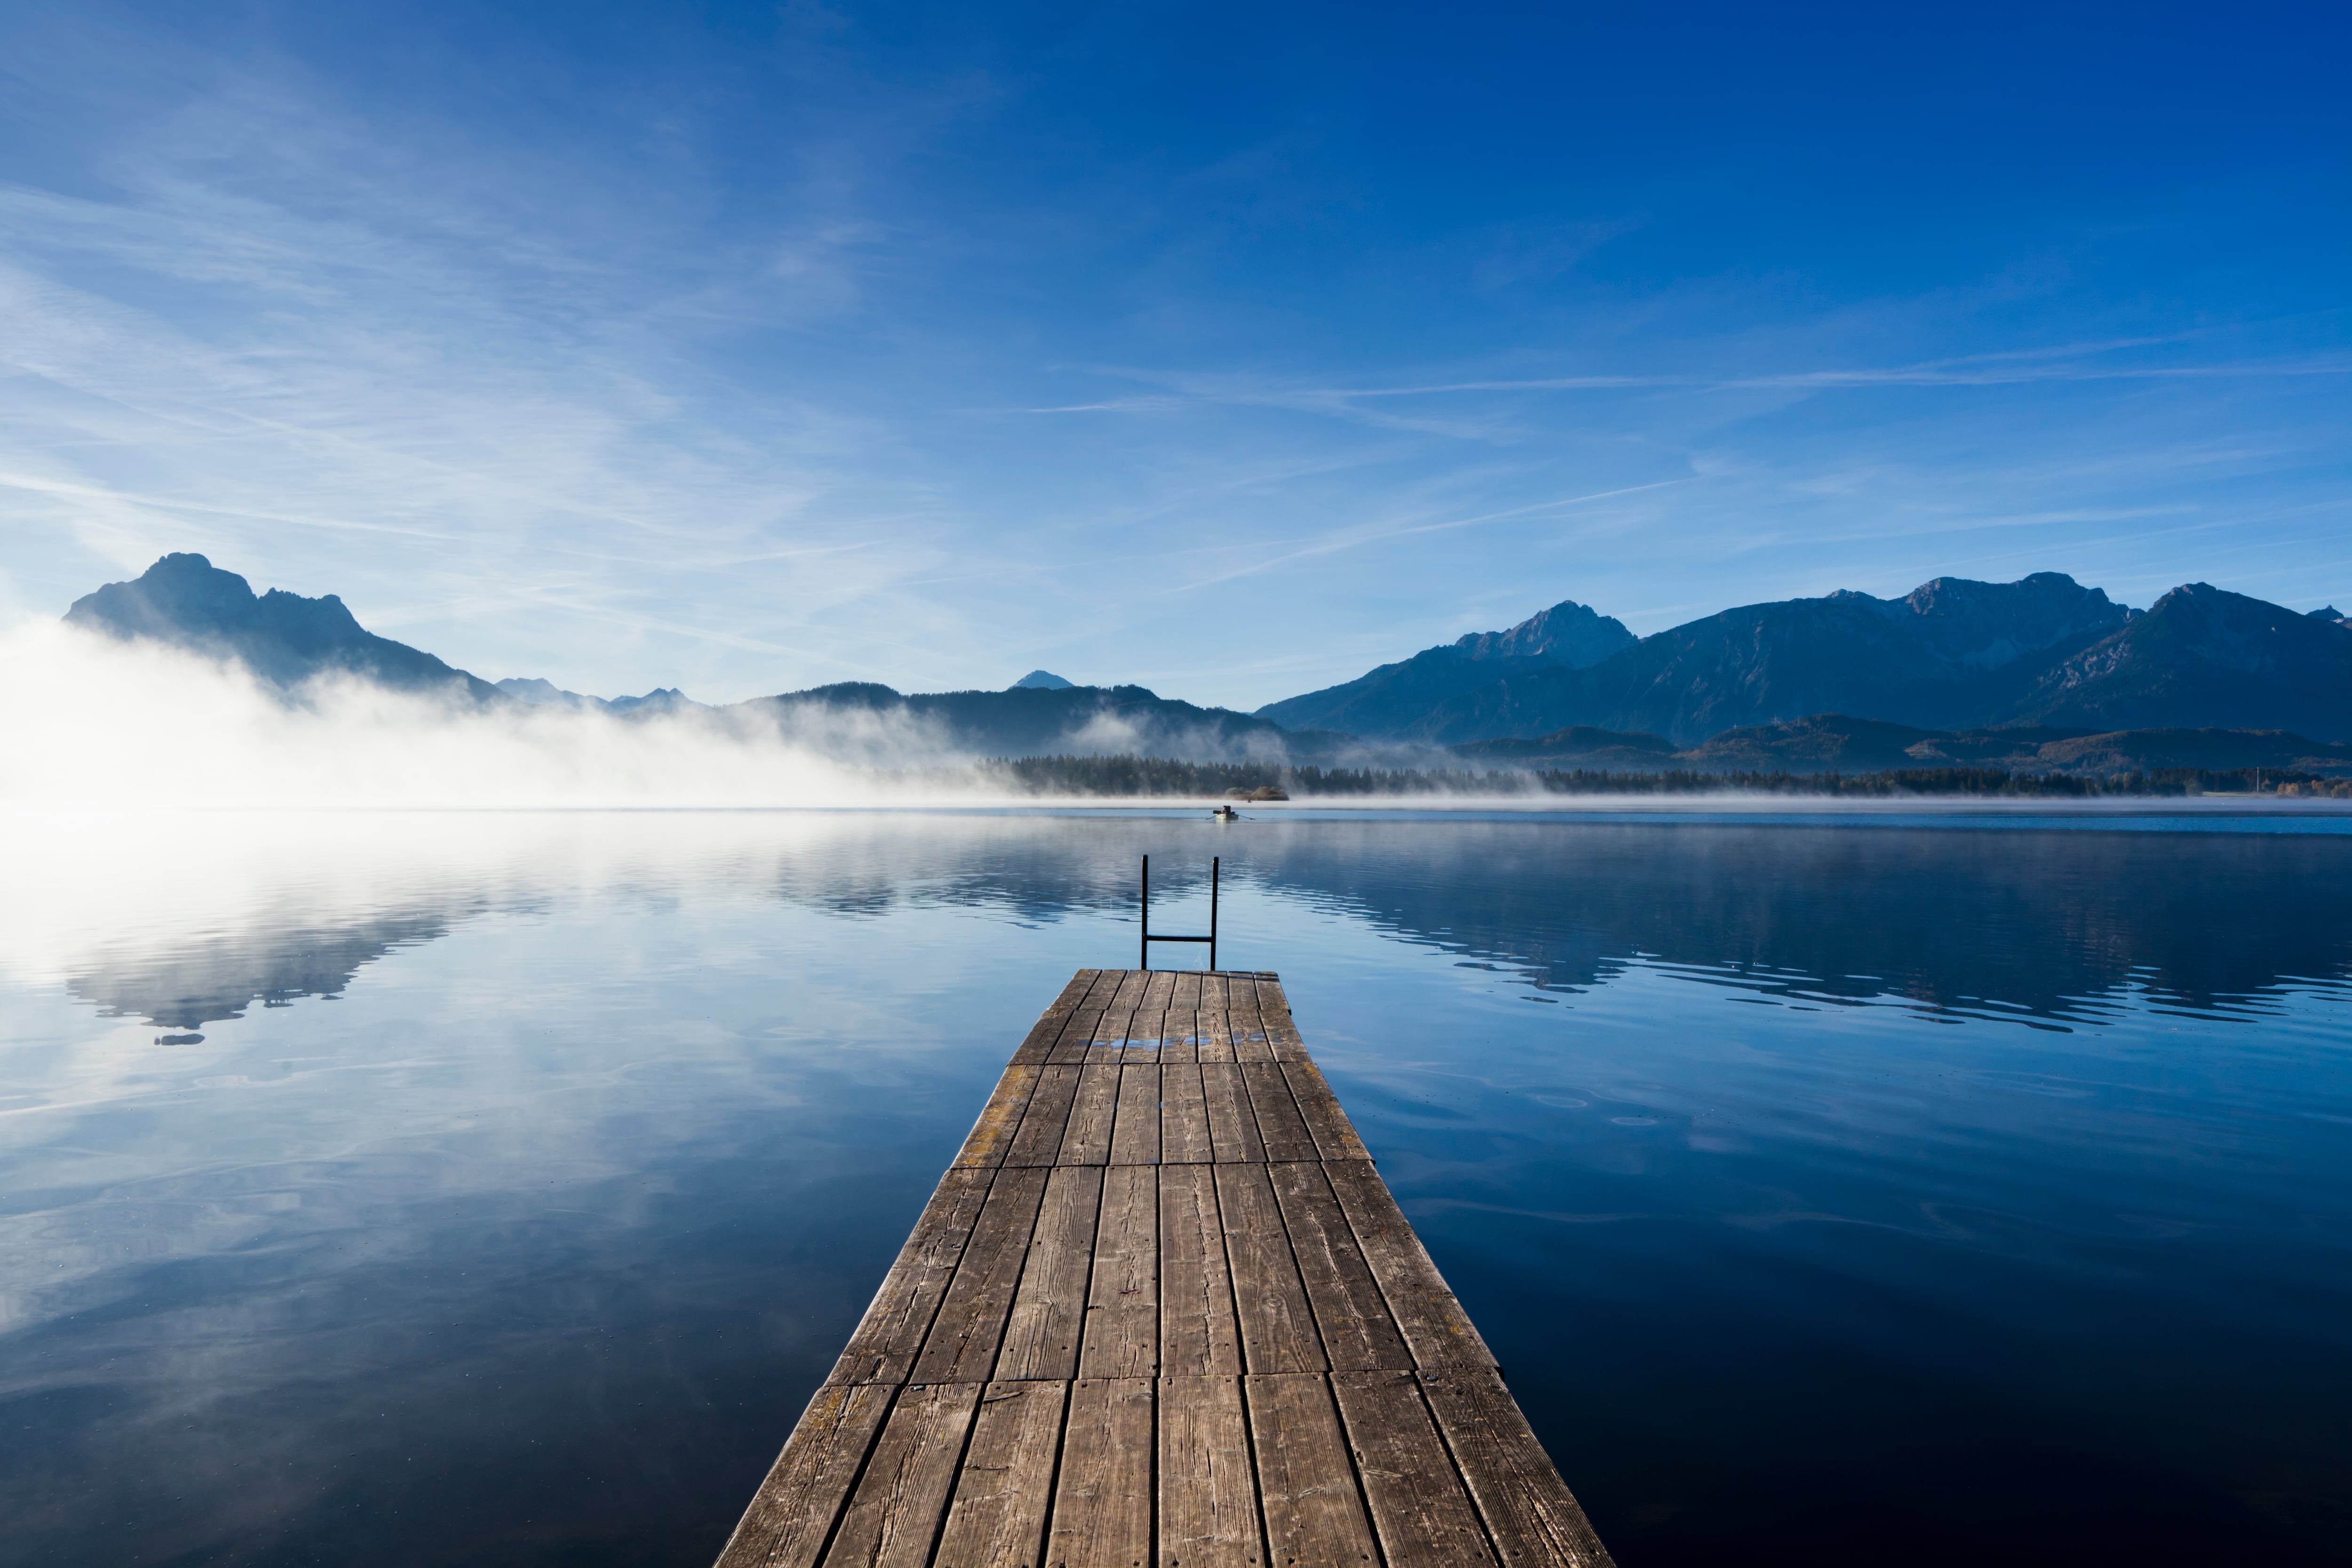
xmin=47 ymin=811 xmax=2352 ymax=1032
xmin=1245 ymin=818 xmax=2352 ymax=1019
xmin=1 ymin=808 xmax=2348 ymax=1568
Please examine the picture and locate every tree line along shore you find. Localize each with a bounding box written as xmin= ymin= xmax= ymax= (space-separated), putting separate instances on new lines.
xmin=987 ymin=753 xmax=2352 ymax=800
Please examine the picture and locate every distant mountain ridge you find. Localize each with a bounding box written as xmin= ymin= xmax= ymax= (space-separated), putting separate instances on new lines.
xmin=1272 ymin=572 xmax=2352 ymax=744
xmin=497 ymin=677 xmax=703 ymax=715
xmin=59 ymin=553 xmax=2352 ymax=760
xmin=1414 ymin=571 xmax=2135 ymax=744
xmin=66 ymin=553 xmax=503 ymax=703
xmin=752 ymin=681 xmax=1332 ymax=761
xmin=1257 ymin=597 xmax=1634 ymax=736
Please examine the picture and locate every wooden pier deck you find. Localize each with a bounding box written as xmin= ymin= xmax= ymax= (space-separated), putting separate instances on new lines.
xmin=715 ymin=969 xmax=1614 ymax=1568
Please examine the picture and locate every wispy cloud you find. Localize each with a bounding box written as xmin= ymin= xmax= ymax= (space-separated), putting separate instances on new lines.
xmin=1158 ymin=481 xmax=1690 ymax=595
xmin=1026 ymin=335 xmax=2351 ymax=428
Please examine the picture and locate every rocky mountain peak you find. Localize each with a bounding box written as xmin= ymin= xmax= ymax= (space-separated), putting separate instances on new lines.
xmin=1453 ymin=599 xmax=1636 ymax=668
xmin=64 ymin=552 xmax=499 ymax=701
xmin=2135 ymin=582 xmax=2319 ymax=672
xmin=67 ymin=552 xmax=262 ymax=639
xmin=1895 ymin=571 xmax=2131 ymax=671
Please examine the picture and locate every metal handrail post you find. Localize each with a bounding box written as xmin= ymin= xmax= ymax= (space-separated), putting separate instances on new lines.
xmin=1209 ymin=857 xmax=1219 ymax=973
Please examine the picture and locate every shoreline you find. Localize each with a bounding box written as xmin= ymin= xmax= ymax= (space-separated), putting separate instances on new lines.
xmin=8 ymin=794 xmax=2352 ymax=820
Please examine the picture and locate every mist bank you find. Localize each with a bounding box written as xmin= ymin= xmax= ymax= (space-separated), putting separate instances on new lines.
xmin=10 ymin=623 xmax=2352 ymax=811
xmin=0 ymin=624 xmax=1008 ymax=808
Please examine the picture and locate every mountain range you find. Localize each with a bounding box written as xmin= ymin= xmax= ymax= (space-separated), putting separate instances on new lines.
xmin=62 ymin=554 xmax=1314 ymax=760
xmin=1263 ymin=573 xmax=2352 ymax=745
xmin=748 ymin=681 xmax=1316 ymax=760
xmin=58 ymin=553 xmax=2352 ymax=768
xmin=495 ymin=677 xmax=701 ymax=715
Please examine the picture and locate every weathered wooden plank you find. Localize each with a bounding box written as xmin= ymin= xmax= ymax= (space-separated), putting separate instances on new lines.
xmin=1057 ymin=1063 xmax=1121 ymax=1166
xmin=996 ymin=1164 xmax=1104 ymax=1381
xmin=1158 ymin=1375 xmax=1261 ymax=1568
xmin=1048 ymin=975 xmax=1123 ymax=1066
xmin=1421 ymin=1369 xmax=1616 ymax=1568
xmin=1197 ymin=974 xmax=1236 ymax=1063
xmin=1240 ymin=1061 xmax=1318 ymax=1164
xmin=1044 ymin=1378 xmax=1155 ymax=1568
xmin=1225 ymin=980 xmax=1274 ymax=1064
xmin=1321 ymin=1161 xmax=1498 ymax=1372
xmin=1014 ymin=969 xmax=1101 ymax=1063
xmin=910 ymin=1166 xmax=1049 ymax=1385
xmin=1215 ymin=1163 xmax=1325 ymax=1374
xmin=1128 ymin=969 xmax=1178 ymax=1060
xmin=817 ymin=1381 xmax=980 ymax=1568
xmin=1114 ymin=964 xmax=1157 ymax=1020
xmin=1165 ymin=972 xmax=1205 ymax=1064
xmin=1003 ymin=1065 xmax=1082 ymax=1168
xmin=1268 ymin=1161 xmax=1413 ymax=1374
xmin=1252 ymin=975 xmax=1309 ymax=1062
xmin=1333 ymin=1369 xmax=1500 ymax=1566
xmin=1011 ymin=969 xmax=1105 ymax=1067
xmin=714 ymin=1381 xmax=896 ymax=1568
xmin=1244 ymin=1372 xmax=1383 ymax=1566
xmin=1283 ymin=1058 xmax=1373 ymax=1164
xmin=931 ymin=1380 xmax=1067 ymax=1568
xmin=1108 ymin=1063 xmax=1161 ymax=1167
xmin=1081 ymin=1164 xmax=1159 ymax=1379
xmin=1160 ymin=1061 xmax=1216 ymax=1165
xmin=1158 ymin=1163 xmax=1241 ymax=1378
xmin=1199 ymin=1064 xmax=1264 ymax=1164
xmin=1081 ymin=970 xmax=1152 ymax=1057
xmin=828 ymin=1167 xmax=995 ymax=1386
xmin=952 ymin=1064 xmax=1042 ymax=1170
xmin=1198 ymin=1006 xmax=1233 ymax=1063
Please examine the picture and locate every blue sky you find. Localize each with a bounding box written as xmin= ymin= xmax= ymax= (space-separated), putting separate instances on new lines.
xmin=0 ymin=0 xmax=2344 ymax=706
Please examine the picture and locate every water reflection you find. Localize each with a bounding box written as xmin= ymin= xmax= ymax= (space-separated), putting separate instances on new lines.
xmin=1236 ymin=819 xmax=2352 ymax=1020
xmin=35 ymin=811 xmax=2352 ymax=1036
xmin=2 ymin=808 xmax=2349 ymax=1568
xmin=70 ymin=906 xmax=469 ymax=1028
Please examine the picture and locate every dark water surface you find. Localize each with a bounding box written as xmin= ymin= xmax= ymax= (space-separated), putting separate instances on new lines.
xmin=3 ymin=808 xmax=2349 ymax=1567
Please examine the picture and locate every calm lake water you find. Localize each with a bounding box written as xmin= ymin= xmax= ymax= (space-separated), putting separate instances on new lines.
xmin=3 ymin=806 xmax=2350 ymax=1567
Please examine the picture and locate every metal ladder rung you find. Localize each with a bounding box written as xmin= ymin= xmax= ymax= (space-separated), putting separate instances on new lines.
xmin=1139 ymin=854 xmax=1218 ymax=971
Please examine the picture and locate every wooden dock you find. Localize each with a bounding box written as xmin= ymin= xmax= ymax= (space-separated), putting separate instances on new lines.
xmin=715 ymin=969 xmax=1615 ymax=1568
